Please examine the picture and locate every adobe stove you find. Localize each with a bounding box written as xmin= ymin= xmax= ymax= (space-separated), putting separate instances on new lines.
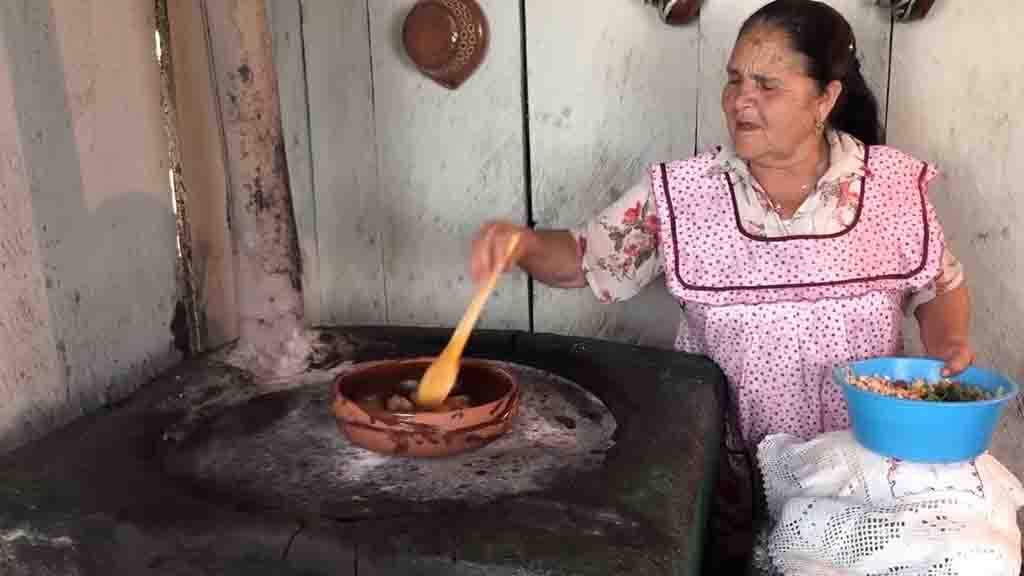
xmin=0 ymin=327 xmax=724 ymax=576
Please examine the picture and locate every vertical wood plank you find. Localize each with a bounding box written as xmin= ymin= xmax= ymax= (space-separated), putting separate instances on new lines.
xmin=367 ymin=0 xmax=528 ymax=330
xmin=527 ymin=1 xmax=699 ymax=347
xmin=886 ymin=0 xmax=1024 ymax=482
xmin=697 ymin=0 xmax=891 ymax=151
xmin=168 ymin=0 xmax=239 ymax=348
xmin=268 ymin=0 xmax=320 ymax=325
xmin=302 ymin=0 xmax=386 ymax=324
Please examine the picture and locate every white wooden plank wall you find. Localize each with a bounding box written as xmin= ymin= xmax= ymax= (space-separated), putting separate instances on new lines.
xmin=366 ymin=0 xmax=528 ymax=330
xmin=885 ymin=0 xmax=1024 ymax=482
xmin=170 ymin=0 xmax=239 ymax=348
xmin=527 ymin=0 xmax=698 ymax=347
xmin=300 ymin=0 xmax=386 ymax=325
xmin=268 ymin=0 xmax=321 ymax=325
xmin=281 ymin=0 xmax=528 ymax=331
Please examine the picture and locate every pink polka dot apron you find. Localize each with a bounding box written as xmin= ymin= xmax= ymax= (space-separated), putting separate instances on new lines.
xmin=650 ymin=146 xmax=945 ymax=449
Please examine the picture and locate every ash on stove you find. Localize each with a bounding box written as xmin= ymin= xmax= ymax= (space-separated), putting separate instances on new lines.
xmin=162 ymin=362 xmax=617 ymax=517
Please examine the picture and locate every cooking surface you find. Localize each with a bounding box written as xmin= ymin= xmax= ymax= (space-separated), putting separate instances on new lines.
xmin=0 ymin=327 xmax=725 ymax=575
xmin=164 ymin=361 xmax=616 ymax=512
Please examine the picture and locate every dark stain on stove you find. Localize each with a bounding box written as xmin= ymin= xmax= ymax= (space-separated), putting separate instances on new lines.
xmin=179 ymin=391 xmax=295 ymax=449
xmin=555 ymin=415 xmax=577 ymax=430
xmin=195 ymin=384 xmax=224 ymax=405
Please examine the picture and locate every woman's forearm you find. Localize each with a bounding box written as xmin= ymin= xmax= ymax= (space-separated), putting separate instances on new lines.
xmin=519 ymin=229 xmax=587 ymax=289
xmin=915 ymin=283 xmax=972 ymax=370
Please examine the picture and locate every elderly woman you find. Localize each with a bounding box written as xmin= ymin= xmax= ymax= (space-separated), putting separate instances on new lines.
xmin=471 ymin=0 xmax=971 ymax=453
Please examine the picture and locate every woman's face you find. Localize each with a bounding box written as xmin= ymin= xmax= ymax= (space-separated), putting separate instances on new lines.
xmin=721 ymin=25 xmax=839 ymax=166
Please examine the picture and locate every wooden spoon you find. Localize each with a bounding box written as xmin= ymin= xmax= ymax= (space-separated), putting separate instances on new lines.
xmin=414 ymin=232 xmax=521 ymax=409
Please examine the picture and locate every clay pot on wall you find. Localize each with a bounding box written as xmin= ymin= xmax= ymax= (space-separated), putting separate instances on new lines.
xmin=876 ymin=0 xmax=937 ymax=21
xmin=644 ymin=0 xmax=703 ymax=26
xmin=402 ymin=0 xmax=489 ymax=90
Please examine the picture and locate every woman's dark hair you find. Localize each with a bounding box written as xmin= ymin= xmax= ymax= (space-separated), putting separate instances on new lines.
xmin=739 ymin=0 xmax=882 ymax=145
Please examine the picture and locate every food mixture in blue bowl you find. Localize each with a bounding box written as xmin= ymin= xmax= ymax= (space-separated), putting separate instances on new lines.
xmin=834 ymin=357 xmax=1019 ymax=463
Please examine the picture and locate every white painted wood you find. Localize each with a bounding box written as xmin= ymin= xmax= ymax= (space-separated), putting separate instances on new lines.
xmin=301 ymin=0 xmax=386 ymax=325
xmin=697 ymin=0 xmax=892 ymax=150
xmin=886 ymin=0 xmax=1024 ymax=481
xmin=268 ymin=0 xmax=321 ymax=326
xmin=527 ymin=0 xmax=699 ymax=347
xmin=0 ymin=0 xmax=179 ymax=441
xmin=170 ymin=0 xmax=239 ymax=348
xmin=366 ymin=0 xmax=528 ymax=330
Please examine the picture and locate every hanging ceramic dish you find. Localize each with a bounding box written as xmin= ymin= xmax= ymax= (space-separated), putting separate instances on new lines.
xmin=402 ymin=0 xmax=489 ymax=90
xmin=875 ymin=0 xmax=937 ymax=21
xmin=643 ymin=0 xmax=702 ymax=26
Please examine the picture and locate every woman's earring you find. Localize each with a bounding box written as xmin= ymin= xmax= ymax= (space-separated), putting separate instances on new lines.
xmin=815 ymin=119 xmax=825 ymax=133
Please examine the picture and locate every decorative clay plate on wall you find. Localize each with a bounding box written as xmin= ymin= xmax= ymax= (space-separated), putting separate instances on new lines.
xmin=876 ymin=0 xmax=937 ymax=21
xmin=644 ymin=0 xmax=702 ymax=26
xmin=402 ymin=0 xmax=489 ymax=90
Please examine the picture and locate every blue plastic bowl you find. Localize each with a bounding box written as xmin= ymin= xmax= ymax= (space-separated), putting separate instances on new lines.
xmin=835 ymin=357 xmax=1019 ymax=463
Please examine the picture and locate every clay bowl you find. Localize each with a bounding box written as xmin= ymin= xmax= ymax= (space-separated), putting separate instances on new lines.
xmin=661 ymin=0 xmax=702 ymax=25
xmin=333 ymin=357 xmax=519 ymax=458
xmin=401 ymin=0 xmax=489 ymax=89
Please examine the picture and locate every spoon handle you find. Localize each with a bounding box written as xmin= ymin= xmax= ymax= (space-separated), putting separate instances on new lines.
xmin=443 ymin=233 xmax=521 ymax=358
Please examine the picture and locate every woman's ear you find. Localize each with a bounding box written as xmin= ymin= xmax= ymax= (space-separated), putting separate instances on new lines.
xmin=818 ymin=79 xmax=843 ymax=124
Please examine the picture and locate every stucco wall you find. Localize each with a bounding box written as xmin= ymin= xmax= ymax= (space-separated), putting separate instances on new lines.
xmin=0 ymin=0 xmax=179 ymax=452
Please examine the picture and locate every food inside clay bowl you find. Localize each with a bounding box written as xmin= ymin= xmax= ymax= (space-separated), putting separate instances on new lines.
xmin=355 ymin=377 xmax=475 ymax=413
xmin=332 ymin=357 xmax=519 ymax=457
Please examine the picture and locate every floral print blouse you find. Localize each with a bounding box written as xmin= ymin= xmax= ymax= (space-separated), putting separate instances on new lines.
xmin=571 ymin=130 xmax=965 ymax=307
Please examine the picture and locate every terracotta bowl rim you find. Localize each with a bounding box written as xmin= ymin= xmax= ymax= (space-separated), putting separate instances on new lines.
xmin=333 ymin=356 xmax=518 ymax=424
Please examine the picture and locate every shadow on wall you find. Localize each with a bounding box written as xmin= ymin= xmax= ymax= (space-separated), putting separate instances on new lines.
xmin=901 ymin=236 xmax=1024 ymax=482
xmin=974 ymin=273 xmax=1024 ymax=482
xmin=918 ymin=143 xmax=1024 ymax=482
xmin=0 ymin=1 xmax=179 ymax=452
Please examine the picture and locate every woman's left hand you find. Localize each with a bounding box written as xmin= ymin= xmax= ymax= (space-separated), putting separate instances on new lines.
xmin=930 ymin=341 xmax=976 ymax=377
xmin=915 ymin=283 xmax=973 ymax=377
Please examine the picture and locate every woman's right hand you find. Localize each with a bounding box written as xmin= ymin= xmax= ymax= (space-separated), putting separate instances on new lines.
xmin=470 ymin=220 xmax=532 ymax=285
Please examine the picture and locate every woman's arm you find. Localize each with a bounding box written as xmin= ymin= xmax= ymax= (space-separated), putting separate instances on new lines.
xmin=470 ymin=175 xmax=663 ymax=301
xmin=915 ymin=282 xmax=974 ymax=376
xmin=470 ymin=223 xmax=585 ymax=288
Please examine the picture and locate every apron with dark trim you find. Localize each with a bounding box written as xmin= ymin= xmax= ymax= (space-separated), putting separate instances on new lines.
xmin=650 ymin=146 xmax=944 ymax=448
